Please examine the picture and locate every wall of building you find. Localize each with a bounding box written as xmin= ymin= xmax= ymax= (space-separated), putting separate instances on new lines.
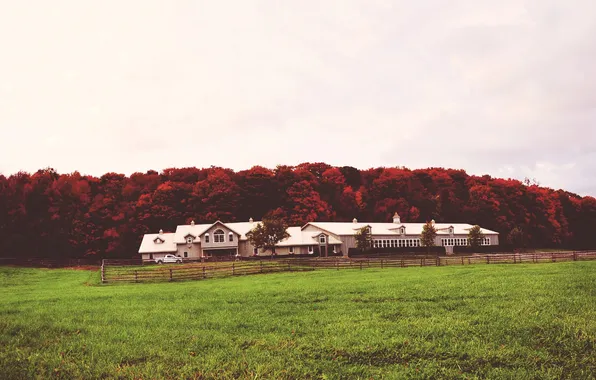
xmin=200 ymin=224 xmax=240 ymax=250
xmin=175 ymin=242 xmax=202 ymax=259
xmin=141 ymin=252 xmax=175 ymax=261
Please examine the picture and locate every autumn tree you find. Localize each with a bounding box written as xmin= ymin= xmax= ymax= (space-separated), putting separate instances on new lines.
xmin=420 ymin=221 xmax=437 ymax=255
xmin=354 ymin=226 xmax=372 ymax=251
xmin=246 ymin=213 xmax=290 ymax=255
xmin=467 ymin=225 xmax=484 ymax=249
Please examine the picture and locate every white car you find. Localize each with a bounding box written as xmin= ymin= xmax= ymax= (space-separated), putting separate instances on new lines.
xmin=155 ymin=254 xmax=182 ymax=264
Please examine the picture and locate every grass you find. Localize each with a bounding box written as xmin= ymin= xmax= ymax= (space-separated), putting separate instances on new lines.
xmin=1 ymin=263 xmax=595 ymax=379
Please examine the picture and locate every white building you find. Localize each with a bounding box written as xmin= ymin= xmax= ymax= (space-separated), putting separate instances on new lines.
xmin=138 ymin=213 xmax=499 ymax=260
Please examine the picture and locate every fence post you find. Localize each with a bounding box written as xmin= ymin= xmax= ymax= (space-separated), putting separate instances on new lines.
xmin=422 ymin=258 xmax=425 ymax=266
xmin=381 ymin=259 xmax=384 ymax=269
xmin=202 ymin=266 xmax=206 ymax=279
xmin=461 ymin=257 xmax=464 ymax=266
xmin=288 ymin=262 xmax=291 ymax=272
xmin=436 ymin=257 xmax=440 ymax=266
xmin=486 ymin=256 xmax=490 ymax=264
xmin=169 ymin=269 xmax=173 ymax=281
xmin=573 ymin=253 xmax=577 ymax=261
xmin=401 ymin=259 xmax=405 ymax=268
xmin=232 ymin=263 xmax=235 ymax=276
xmin=336 ymin=260 xmax=339 ymax=271
xmin=360 ymin=261 xmax=363 ymax=270
xmin=101 ymin=260 xmax=105 ymax=283
xmin=260 ymin=261 xmax=263 ymax=273
xmin=135 ymin=270 xmax=138 ymax=283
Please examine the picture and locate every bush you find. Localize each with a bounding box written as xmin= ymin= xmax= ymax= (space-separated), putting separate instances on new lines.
xmin=453 ymin=245 xmax=514 ymax=254
xmin=348 ymin=246 xmax=446 ymax=257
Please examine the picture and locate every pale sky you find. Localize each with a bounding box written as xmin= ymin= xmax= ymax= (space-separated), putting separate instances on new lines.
xmin=1 ymin=1 xmax=595 ymax=196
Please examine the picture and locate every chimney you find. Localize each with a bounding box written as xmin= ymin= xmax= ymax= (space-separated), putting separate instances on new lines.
xmin=353 ymin=218 xmax=358 ymax=223
xmin=159 ymin=229 xmax=163 ymax=235
xmin=190 ymin=220 xmax=195 ymax=226
xmin=393 ymin=212 xmax=401 ymax=224
xmin=249 ymin=217 xmax=254 ymax=224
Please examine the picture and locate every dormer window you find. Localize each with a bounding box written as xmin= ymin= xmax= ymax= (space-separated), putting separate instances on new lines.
xmin=319 ymin=235 xmax=326 ymax=244
xmin=449 ymin=227 xmax=454 ymax=236
xmin=214 ymin=229 xmax=225 ymax=243
xmin=186 ymin=237 xmax=193 ymax=244
xmin=400 ymin=227 xmax=405 ymax=235
xmin=204 ymin=233 xmax=210 ymax=243
xmin=229 ymin=232 xmax=234 ymax=242
xmin=154 ymin=238 xmax=164 ymax=244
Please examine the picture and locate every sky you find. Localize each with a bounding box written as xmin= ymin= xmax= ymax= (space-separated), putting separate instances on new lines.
xmin=0 ymin=1 xmax=595 ymax=196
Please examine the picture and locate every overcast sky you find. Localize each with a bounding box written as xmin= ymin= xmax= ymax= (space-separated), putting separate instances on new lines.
xmin=0 ymin=1 xmax=595 ymax=196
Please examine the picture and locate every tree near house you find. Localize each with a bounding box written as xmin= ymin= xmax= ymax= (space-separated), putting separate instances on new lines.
xmin=420 ymin=221 xmax=437 ymax=255
xmin=354 ymin=226 xmax=373 ymax=251
xmin=507 ymin=227 xmax=526 ymax=252
xmin=468 ymin=225 xmax=484 ymax=249
xmin=246 ymin=214 xmax=290 ymax=255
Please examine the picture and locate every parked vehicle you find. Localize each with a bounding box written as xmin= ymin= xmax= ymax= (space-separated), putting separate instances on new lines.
xmin=155 ymin=254 xmax=182 ymax=264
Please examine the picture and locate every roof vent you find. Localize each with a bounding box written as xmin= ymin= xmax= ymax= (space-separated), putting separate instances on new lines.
xmin=353 ymin=218 xmax=358 ymax=223
xmin=393 ymin=212 xmax=401 ymax=224
xmin=249 ymin=217 xmax=254 ymax=223
xmin=159 ymin=229 xmax=163 ymax=235
xmin=191 ymin=220 xmax=195 ymax=226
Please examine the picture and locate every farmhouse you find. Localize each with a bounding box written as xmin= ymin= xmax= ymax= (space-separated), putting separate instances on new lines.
xmin=138 ymin=213 xmax=499 ymax=261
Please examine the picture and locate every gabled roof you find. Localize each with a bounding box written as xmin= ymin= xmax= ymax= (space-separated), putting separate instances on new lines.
xmin=272 ymin=227 xmax=343 ymax=246
xmin=173 ymin=221 xmax=263 ymax=243
xmin=304 ymin=222 xmax=498 ymax=236
xmin=139 ymin=233 xmax=177 ymax=254
xmin=195 ymin=220 xmax=242 ymax=237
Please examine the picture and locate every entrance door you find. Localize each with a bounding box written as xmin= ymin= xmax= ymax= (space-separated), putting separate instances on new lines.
xmin=320 ymin=246 xmax=326 ymax=257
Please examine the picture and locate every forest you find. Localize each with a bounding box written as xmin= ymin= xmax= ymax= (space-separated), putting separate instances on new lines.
xmin=0 ymin=163 xmax=595 ymax=259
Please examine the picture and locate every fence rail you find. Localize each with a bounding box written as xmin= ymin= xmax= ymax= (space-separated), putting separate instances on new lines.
xmin=101 ymin=251 xmax=596 ymax=284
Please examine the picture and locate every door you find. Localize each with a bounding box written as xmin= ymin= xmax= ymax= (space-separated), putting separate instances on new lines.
xmin=320 ymin=245 xmax=326 ymax=257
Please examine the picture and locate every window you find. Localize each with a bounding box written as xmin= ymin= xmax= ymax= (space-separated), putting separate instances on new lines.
xmin=253 ymin=247 xmax=258 ymax=255
xmin=205 ymin=234 xmax=210 ymax=243
xmin=229 ymin=232 xmax=234 ymax=242
xmin=186 ymin=237 xmax=193 ymax=244
xmin=184 ymin=252 xmax=188 ymax=258
xmin=319 ymin=235 xmax=326 ymax=244
xmin=289 ymin=246 xmax=294 ymax=254
xmin=308 ymin=245 xmax=314 ymax=254
xmin=214 ymin=229 xmax=225 ymax=243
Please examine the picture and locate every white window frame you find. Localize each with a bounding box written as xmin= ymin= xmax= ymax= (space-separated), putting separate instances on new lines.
xmin=214 ymin=229 xmax=225 ymax=243
xmin=204 ymin=234 xmax=210 ymax=243
xmin=229 ymin=232 xmax=234 ymax=242
xmin=319 ymin=235 xmax=326 ymax=244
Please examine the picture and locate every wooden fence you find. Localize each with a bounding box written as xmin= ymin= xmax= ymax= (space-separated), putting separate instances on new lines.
xmin=101 ymin=251 xmax=596 ymax=284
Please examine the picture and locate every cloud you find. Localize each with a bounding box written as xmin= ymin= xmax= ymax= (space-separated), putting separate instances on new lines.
xmin=0 ymin=0 xmax=594 ymax=196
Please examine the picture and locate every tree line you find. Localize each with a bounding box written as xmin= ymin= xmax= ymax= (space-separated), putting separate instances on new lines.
xmin=0 ymin=163 xmax=594 ymax=259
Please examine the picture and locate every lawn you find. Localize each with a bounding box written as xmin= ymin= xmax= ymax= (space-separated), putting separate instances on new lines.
xmin=1 ymin=262 xmax=595 ymax=379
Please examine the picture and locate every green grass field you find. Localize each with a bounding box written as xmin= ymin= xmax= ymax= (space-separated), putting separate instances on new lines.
xmin=1 ymin=262 xmax=595 ymax=379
